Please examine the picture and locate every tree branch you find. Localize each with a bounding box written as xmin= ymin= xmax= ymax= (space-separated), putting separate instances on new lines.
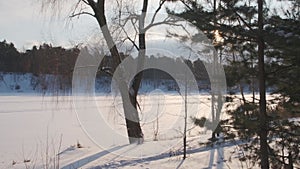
xmin=125 ymin=36 xmax=140 ymax=51
xmin=130 ymin=16 xmax=139 ymax=37
xmin=145 ymin=16 xmax=183 ymax=31
xmin=180 ymin=0 xmax=193 ymax=11
xmin=120 ymin=23 xmax=140 ymax=51
xmin=113 ymin=13 xmax=140 ymax=51
xmin=86 ymin=0 xmax=97 ymax=12
xmin=147 ymin=0 xmax=167 ymax=28
xmin=234 ymin=11 xmax=255 ymax=32
xmin=81 ymin=0 xmax=90 ymax=6
xmin=70 ymin=11 xmax=95 ymax=18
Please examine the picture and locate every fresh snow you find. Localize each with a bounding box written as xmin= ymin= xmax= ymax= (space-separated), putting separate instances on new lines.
xmin=0 ymin=93 xmax=262 ymax=169
xmin=0 ymin=73 xmax=262 ymax=169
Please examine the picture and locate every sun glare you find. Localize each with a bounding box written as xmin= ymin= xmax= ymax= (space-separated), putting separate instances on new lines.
xmin=213 ymin=30 xmax=224 ymax=44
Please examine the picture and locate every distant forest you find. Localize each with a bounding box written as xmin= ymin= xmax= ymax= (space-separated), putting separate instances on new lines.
xmin=0 ymin=40 xmax=210 ymax=81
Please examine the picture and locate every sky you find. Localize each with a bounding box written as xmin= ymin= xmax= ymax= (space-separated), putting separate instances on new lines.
xmin=0 ymin=0 xmax=97 ymax=50
xmin=0 ymin=0 xmax=191 ymax=51
xmin=0 ymin=0 xmax=290 ymax=52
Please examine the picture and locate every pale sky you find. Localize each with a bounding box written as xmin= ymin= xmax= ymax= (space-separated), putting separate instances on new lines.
xmin=0 ymin=0 xmax=185 ymax=51
xmin=0 ymin=0 xmax=289 ymax=51
xmin=0 ymin=0 xmax=97 ymax=50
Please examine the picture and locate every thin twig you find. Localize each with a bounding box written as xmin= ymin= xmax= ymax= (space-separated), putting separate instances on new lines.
xmin=69 ymin=11 xmax=95 ymax=18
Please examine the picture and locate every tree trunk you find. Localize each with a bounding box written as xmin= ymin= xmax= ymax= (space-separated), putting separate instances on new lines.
xmin=257 ymin=0 xmax=269 ymax=167
xmin=125 ymin=0 xmax=149 ymax=143
xmin=240 ymin=82 xmax=246 ymax=104
xmin=183 ymin=69 xmax=188 ymax=159
xmin=88 ymin=0 xmax=143 ymax=144
xmin=126 ymin=92 xmax=144 ymax=143
xmin=211 ymin=91 xmax=216 ymax=140
xmin=287 ymin=152 xmax=293 ymax=169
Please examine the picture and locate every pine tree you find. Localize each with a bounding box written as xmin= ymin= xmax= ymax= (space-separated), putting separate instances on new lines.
xmin=171 ymin=0 xmax=300 ymax=168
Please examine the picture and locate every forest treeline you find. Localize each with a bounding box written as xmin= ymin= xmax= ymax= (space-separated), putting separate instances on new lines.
xmin=0 ymin=40 xmax=79 ymax=75
xmin=0 ymin=40 xmax=210 ymax=82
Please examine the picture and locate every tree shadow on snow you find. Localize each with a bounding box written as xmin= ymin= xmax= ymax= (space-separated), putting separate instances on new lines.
xmin=61 ymin=139 xmax=241 ymax=169
xmin=60 ymin=144 xmax=128 ymax=169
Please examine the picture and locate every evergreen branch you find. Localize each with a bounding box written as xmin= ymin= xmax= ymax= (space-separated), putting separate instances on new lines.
xmin=266 ymin=64 xmax=295 ymax=76
xmin=233 ymin=10 xmax=255 ymax=32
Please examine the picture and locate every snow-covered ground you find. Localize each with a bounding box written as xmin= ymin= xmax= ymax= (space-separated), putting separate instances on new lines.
xmin=0 ymin=93 xmax=259 ymax=169
xmin=0 ymin=73 xmax=262 ymax=168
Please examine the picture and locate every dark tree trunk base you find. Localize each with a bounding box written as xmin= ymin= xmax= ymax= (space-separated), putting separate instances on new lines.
xmin=126 ymin=119 xmax=143 ymax=144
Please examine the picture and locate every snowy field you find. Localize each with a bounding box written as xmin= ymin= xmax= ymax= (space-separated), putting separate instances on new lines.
xmin=0 ymin=94 xmax=258 ymax=169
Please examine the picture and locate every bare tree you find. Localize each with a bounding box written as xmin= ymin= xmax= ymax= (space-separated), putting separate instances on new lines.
xmin=41 ymin=0 xmax=179 ymax=144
